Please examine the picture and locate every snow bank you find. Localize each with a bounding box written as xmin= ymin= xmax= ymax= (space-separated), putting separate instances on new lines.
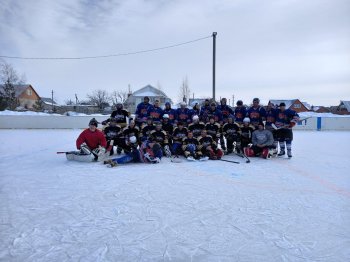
xmin=0 ymin=130 xmax=349 ymax=261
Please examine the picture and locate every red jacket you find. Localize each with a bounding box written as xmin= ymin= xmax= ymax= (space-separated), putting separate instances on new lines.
xmin=76 ymin=129 xmax=107 ymax=150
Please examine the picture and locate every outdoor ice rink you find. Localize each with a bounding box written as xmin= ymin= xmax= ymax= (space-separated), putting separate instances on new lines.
xmin=1 ymin=130 xmax=349 ymax=261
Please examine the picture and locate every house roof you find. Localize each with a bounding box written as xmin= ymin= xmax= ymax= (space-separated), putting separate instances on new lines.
xmin=41 ymin=97 xmax=58 ymax=105
xmin=0 ymin=84 xmax=38 ymax=97
xmin=269 ymin=99 xmax=298 ymax=108
xmin=132 ymin=85 xmax=168 ymax=98
xmin=340 ymin=101 xmax=350 ymax=111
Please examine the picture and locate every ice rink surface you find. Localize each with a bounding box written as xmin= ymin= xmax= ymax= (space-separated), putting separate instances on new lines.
xmin=0 ymin=130 xmax=350 ymax=261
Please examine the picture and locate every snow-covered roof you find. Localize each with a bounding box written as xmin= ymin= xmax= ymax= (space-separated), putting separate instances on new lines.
xmin=269 ymin=99 xmax=297 ymax=108
xmin=302 ymin=102 xmax=311 ymax=110
xmin=340 ymin=101 xmax=350 ymax=111
xmin=0 ymin=84 xmax=32 ymax=97
xmin=41 ymin=97 xmax=58 ymax=105
xmin=132 ymin=85 xmax=168 ymax=98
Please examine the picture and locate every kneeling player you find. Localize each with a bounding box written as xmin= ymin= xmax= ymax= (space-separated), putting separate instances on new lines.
xmin=182 ymin=131 xmax=203 ymax=160
xmin=198 ymin=129 xmax=223 ymax=160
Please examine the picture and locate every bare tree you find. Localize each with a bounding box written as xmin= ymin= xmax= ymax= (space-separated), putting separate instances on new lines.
xmin=0 ymin=61 xmax=26 ymax=110
xmin=178 ymin=76 xmax=190 ymax=104
xmin=65 ymin=99 xmax=74 ymax=105
xmin=87 ymin=89 xmax=111 ymax=109
xmin=111 ymin=90 xmax=128 ymax=105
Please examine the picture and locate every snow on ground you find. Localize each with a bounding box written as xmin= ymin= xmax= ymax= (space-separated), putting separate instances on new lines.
xmin=0 ymin=130 xmax=350 ymax=261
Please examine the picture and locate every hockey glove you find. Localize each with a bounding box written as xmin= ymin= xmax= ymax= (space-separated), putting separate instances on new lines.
xmin=93 ymin=146 xmax=106 ymax=156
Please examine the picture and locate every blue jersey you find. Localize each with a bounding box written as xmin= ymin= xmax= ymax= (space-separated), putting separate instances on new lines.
xmin=199 ymin=105 xmax=211 ymax=122
xmin=206 ymin=109 xmax=223 ymax=122
xmin=275 ymin=109 xmax=299 ymax=129
xmin=189 ymin=108 xmax=200 ymax=120
xmin=234 ymin=106 xmax=247 ymax=124
xmin=176 ymin=108 xmax=191 ymax=124
xmin=135 ymin=102 xmax=153 ymax=119
xmin=217 ymin=105 xmax=233 ymax=122
xmin=148 ymin=106 xmax=163 ymax=122
xmin=247 ymin=106 xmax=266 ymax=127
xmin=163 ymin=108 xmax=177 ymax=124
xmin=265 ymin=108 xmax=277 ymax=129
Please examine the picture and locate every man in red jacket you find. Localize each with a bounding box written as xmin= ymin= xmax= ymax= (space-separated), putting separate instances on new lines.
xmin=75 ymin=118 xmax=107 ymax=161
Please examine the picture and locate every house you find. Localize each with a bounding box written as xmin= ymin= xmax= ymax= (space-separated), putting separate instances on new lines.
xmin=0 ymin=84 xmax=40 ymax=109
xmin=332 ymin=101 xmax=350 ymax=115
xmin=268 ymin=99 xmax=309 ymax=113
xmin=41 ymin=97 xmax=59 ymax=111
xmin=124 ymin=85 xmax=173 ymax=113
xmin=311 ymin=106 xmax=331 ymax=113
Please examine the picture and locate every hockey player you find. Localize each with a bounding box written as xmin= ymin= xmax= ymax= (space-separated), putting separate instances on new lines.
xmin=140 ymin=117 xmax=156 ymax=142
xmin=189 ymin=103 xmax=201 ymax=120
xmin=161 ymin=114 xmax=174 ymax=145
xmin=240 ymin=117 xmax=255 ymax=150
xmin=217 ymin=98 xmax=234 ymax=123
xmin=150 ymin=122 xmax=171 ymax=157
xmin=163 ymin=102 xmax=177 ymax=124
xmin=148 ymin=99 xmax=164 ymax=123
xmin=104 ymin=139 xmax=162 ymax=167
xmin=121 ymin=120 xmax=140 ymax=153
xmin=102 ymin=102 xmax=129 ymax=128
xmin=205 ymin=116 xmax=221 ymax=143
xmin=176 ymin=102 xmax=191 ymax=125
xmin=246 ymin=98 xmax=266 ymax=129
xmin=68 ymin=118 xmax=107 ymax=162
xmin=103 ymin=118 xmax=123 ymax=156
xmin=182 ymin=131 xmax=202 ymax=160
xmin=135 ymin=96 xmax=153 ymax=126
xmin=244 ymin=122 xmax=274 ymax=159
xmin=199 ymin=99 xmax=211 ymax=122
xmin=205 ymin=102 xmax=223 ymax=123
xmin=198 ymin=129 xmax=223 ymax=160
xmin=234 ymin=100 xmax=247 ymax=125
xmin=222 ymin=116 xmax=241 ymax=154
xmin=274 ymin=102 xmax=300 ymax=158
xmin=171 ymin=122 xmax=188 ymax=156
xmin=188 ymin=115 xmax=206 ymax=138
xmin=265 ymin=102 xmax=278 ymax=155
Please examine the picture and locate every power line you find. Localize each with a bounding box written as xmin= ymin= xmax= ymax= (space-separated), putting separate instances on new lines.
xmin=0 ymin=35 xmax=212 ymax=60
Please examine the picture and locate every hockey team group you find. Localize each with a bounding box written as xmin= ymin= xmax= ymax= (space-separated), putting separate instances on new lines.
xmin=66 ymin=96 xmax=300 ymax=167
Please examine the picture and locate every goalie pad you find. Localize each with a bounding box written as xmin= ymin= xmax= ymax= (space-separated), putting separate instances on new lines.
xmin=244 ymin=147 xmax=255 ymax=157
xmin=66 ymin=151 xmax=96 ymax=162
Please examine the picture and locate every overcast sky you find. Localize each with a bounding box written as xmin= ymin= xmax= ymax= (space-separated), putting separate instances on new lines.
xmin=1 ymin=0 xmax=349 ymax=107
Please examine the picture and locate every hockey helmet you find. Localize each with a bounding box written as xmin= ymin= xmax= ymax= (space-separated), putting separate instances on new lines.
xmin=163 ymin=114 xmax=169 ymax=119
xmin=243 ymin=117 xmax=250 ymax=123
xmin=129 ymin=136 xmax=137 ymax=144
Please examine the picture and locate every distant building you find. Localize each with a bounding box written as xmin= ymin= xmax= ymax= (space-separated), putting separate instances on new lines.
xmin=41 ymin=97 xmax=59 ymax=111
xmin=0 ymin=84 xmax=40 ymax=109
xmin=311 ymin=106 xmax=331 ymax=113
xmin=268 ymin=99 xmax=309 ymax=113
xmin=332 ymin=101 xmax=350 ymax=115
xmin=124 ymin=85 xmax=173 ymax=113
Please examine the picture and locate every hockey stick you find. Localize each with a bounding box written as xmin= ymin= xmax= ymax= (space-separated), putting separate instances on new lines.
xmin=57 ymin=151 xmax=76 ymax=154
xmin=232 ymin=142 xmax=250 ymax=163
xmin=220 ymin=159 xmax=240 ymax=164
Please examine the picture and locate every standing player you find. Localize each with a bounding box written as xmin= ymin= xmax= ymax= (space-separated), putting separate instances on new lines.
xmin=102 ymin=102 xmax=129 ymax=128
xmin=176 ymin=102 xmax=191 ymax=126
xmin=163 ymin=102 xmax=177 ymax=125
xmin=135 ymin=96 xmax=153 ymax=126
xmin=246 ymin=98 xmax=266 ymax=129
xmin=148 ymin=99 xmax=164 ymax=123
xmin=274 ymin=102 xmax=299 ymax=158
xmin=234 ymin=100 xmax=247 ymax=125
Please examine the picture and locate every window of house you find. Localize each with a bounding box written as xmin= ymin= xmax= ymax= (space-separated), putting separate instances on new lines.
xmin=26 ymin=89 xmax=32 ymax=96
xmin=294 ymin=104 xmax=301 ymax=108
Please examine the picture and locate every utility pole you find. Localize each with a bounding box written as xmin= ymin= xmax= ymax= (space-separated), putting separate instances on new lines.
xmin=51 ymin=90 xmax=54 ymax=112
xmin=212 ymin=32 xmax=217 ymax=102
